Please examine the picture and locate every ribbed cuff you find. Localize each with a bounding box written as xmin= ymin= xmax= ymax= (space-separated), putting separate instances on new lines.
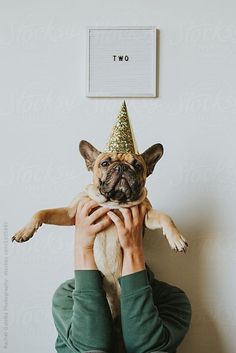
xmin=118 ymin=269 xmax=150 ymax=295
xmin=74 ymin=270 xmax=104 ymax=291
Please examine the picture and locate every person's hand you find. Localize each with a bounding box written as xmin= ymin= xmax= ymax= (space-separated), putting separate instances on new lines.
xmin=75 ymin=197 xmax=111 ymax=250
xmin=108 ymin=204 xmax=146 ymax=252
xmin=74 ymin=198 xmax=111 ymax=269
xmin=107 ymin=204 xmax=147 ymax=276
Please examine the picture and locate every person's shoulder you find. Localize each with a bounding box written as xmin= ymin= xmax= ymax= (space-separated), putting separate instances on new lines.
xmin=152 ymin=277 xmax=192 ymax=320
xmin=150 ymin=275 xmax=192 ymax=334
xmin=146 ymin=266 xmax=191 ymax=307
xmin=152 ymin=277 xmax=189 ymax=299
xmin=52 ymin=277 xmax=75 ymax=308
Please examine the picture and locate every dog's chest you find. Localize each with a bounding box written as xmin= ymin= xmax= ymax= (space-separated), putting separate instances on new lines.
xmin=93 ymin=223 xmax=123 ymax=318
xmin=93 ymin=223 xmax=123 ymax=278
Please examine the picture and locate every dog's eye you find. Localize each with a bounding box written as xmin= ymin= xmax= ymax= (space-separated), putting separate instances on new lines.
xmin=101 ymin=161 xmax=110 ymax=167
xmin=134 ymin=162 xmax=143 ymax=172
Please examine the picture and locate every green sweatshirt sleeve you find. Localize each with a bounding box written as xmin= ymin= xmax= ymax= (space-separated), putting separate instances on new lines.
xmin=52 ymin=270 xmax=113 ymax=353
xmin=118 ymin=269 xmax=192 ymax=353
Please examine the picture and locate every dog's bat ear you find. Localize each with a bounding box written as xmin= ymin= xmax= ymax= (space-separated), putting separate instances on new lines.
xmin=79 ymin=140 xmax=101 ymax=171
xmin=141 ymin=143 xmax=164 ymax=177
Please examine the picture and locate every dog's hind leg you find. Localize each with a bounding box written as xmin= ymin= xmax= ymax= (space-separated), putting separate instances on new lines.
xmin=144 ymin=208 xmax=188 ymax=252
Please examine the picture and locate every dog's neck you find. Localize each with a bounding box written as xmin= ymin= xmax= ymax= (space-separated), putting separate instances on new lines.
xmin=84 ymin=184 xmax=147 ymax=209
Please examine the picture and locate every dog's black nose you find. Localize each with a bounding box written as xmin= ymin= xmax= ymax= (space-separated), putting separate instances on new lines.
xmin=114 ymin=164 xmax=122 ymax=173
xmin=114 ymin=164 xmax=128 ymax=173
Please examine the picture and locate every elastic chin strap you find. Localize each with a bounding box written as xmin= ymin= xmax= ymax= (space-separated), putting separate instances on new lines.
xmin=84 ymin=184 xmax=147 ymax=209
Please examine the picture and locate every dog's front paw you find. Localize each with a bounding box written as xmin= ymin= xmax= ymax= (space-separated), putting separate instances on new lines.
xmin=12 ymin=224 xmax=37 ymax=243
xmin=165 ymin=231 xmax=188 ymax=253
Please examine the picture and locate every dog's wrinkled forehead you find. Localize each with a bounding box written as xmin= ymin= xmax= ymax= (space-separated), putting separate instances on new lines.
xmin=95 ymin=152 xmax=145 ymax=166
xmin=96 ymin=152 xmax=145 ymax=170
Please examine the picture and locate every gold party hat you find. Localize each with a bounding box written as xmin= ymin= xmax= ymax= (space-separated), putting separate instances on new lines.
xmin=105 ymin=101 xmax=139 ymax=154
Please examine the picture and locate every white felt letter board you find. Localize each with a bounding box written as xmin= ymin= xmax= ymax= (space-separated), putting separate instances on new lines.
xmin=87 ymin=26 xmax=157 ymax=97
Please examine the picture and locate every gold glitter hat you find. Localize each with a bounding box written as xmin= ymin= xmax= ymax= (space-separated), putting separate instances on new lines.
xmin=105 ymin=101 xmax=139 ymax=154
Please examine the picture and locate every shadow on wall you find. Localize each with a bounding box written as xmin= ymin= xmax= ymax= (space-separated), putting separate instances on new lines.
xmin=143 ymin=204 xmax=224 ymax=353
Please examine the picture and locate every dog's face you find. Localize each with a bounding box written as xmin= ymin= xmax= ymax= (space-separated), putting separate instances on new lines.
xmin=79 ymin=140 xmax=164 ymax=204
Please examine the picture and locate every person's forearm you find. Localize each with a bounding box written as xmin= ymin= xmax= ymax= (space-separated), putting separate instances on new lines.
xmin=52 ymin=270 xmax=113 ymax=353
xmin=119 ymin=270 xmax=169 ymax=353
xmin=74 ymin=244 xmax=97 ymax=270
xmin=118 ymin=270 xmax=192 ymax=353
xmin=122 ymin=248 xmax=145 ymax=276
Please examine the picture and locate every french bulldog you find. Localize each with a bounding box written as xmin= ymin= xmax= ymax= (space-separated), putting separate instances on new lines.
xmin=12 ymin=140 xmax=188 ymax=318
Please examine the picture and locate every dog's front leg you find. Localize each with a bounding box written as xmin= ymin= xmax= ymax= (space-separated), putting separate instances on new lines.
xmin=12 ymin=207 xmax=75 ymax=243
xmin=145 ymin=209 xmax=188 ymax=252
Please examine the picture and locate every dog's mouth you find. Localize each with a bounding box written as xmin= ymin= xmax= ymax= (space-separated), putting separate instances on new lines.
xmin=112 ymin=177 xmax=133 ymax=202
xmin=99 ymin=168 xmax=141 ymax=204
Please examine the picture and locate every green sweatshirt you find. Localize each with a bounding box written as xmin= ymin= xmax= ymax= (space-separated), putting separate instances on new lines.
xmin=52 ymin=266 xmax=191 ymax=353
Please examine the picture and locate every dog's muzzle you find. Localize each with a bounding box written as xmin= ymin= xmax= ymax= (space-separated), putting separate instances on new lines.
xmin=99 ymin=163 xmax=141 ymax=203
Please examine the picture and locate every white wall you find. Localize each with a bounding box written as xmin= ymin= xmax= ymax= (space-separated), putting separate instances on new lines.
xmin=1 ymin=0 xmax=236 ymax=352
